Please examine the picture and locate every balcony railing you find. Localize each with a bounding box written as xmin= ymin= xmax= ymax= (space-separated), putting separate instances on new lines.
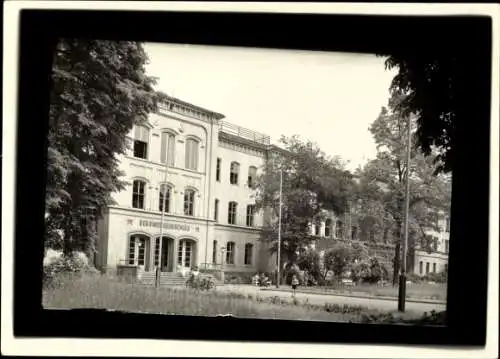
xmin=218 ymin=121 xmax=270 ymax=145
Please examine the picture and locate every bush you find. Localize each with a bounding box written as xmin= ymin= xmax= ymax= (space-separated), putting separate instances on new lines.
xmin=350 ymin=256 xmax=389 ymax=284
xmin=43 ymin=252 xmax=99 ymax=289
xmin=186 ymin=275 xmax=216 ymax=291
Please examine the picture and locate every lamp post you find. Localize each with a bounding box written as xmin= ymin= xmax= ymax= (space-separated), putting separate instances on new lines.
xmin=276 ymin=168 xmax=283 ymax=288
xmin=220 ymin=247 xmax=226 ymax=283
xmin=398 ymin=114 xmax=412 ymax=312
xmin=156 ymin=143 xmax=169 ymax=288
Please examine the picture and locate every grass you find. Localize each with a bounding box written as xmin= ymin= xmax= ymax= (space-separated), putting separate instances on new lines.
xmin=42 ymin=273 xmax=424 ymax=323
xmin=273 ymin=282 xmax=447 ymax=302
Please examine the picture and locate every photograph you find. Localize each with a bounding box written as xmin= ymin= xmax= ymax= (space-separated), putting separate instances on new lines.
xmin=5 ymin=2 xmax=497 ymax=356
xmin=42 ymin=41 xmax=452 ymax=325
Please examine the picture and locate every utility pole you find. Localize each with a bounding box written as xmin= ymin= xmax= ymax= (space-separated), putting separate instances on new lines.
xmin=156 ymin=141 xmax=169 ymax=288
xmin=276 ymin=168 xmax=283 ymax=288
xmin=398 ymin=115 xmax=412 ymax=312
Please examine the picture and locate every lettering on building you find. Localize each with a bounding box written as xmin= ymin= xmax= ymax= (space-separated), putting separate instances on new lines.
xmin=138 ymin=220 xmax=191 ymax=232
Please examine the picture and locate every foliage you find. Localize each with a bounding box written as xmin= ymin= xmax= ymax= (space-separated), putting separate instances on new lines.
xmin=255 ymin=135 xmax=354 ymax=272
xmin=350 ymin=256 xmax=389 ymax=284
xmin=297 ymin=249 xmax=323 ymax=284
xmin=323 ymin=242 xmax=356 ymax=280
xmin=46 ymin=39 xmax=166 ymax=256
xmin=380 ymin=49 xmax=465 ymax=174
xmin=43 ymin=253 xmax=100 ymax=289
xmin=355 ymin=93 xmax=452 ymax=283
xmin=186 ymin=275 xmax=216 ymax=291
xmin=361 ymin=309 xmax=447 ymax=326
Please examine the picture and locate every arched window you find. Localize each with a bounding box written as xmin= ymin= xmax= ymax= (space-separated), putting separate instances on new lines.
xmin=419 ymin=261 xmax=423 ymax=274
xmin=133 ymin=125 xmax=149 ymax=159
xmin=212 ymin=240 xmax=218 ymax=264
xmin=160 ymin=131 xmax=175 ymax=166
xmin=314 ymin=223 xmax=320 ymax=236
xmin=132 ymin=180 xmax=146 ymax=209
xmin=325 ymin=219 xmax=332 ymax=237
xmin=159 ymin=184 xmax=172 ymax=213
xmin=185 ymin=138 xmax=199 ymax=171
xmin=228 ymin=201 xmax=238 ymax=225
xmin=247 ymin=166 xmax=257 ymax=188
xmin=184 ymin=189 xmax=195 ymax=216
xmin=425 ymin=262 xmax=430 ymax=274
xmin=244 ymin=243 xmax=253 ymax=265
xmin=433 ymin=263 xmax=437 ymax=273
xmin=246 ymin=204 xmax=255 ymax=227
xmin=128 ymin=235 xmax=148 ymax=266
xmin=226 ymin=241 xmax=235 ymax=265
xmin=230 ymin=162 xmax=240 ymax=185
xmin=335 ymin=220 xmax=344 ymax=238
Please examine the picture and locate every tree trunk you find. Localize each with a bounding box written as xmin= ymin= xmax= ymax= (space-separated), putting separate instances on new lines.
xmin=392 ymin=220 xmax=402 ymax=286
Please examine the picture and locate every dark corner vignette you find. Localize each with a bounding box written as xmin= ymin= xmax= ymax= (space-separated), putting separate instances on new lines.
xmin=13 ymin=9 xmax=491 ymax=347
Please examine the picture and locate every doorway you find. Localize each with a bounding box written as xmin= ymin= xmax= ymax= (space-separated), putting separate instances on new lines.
xmin=177 ymin=240 xmax=195 ymax=269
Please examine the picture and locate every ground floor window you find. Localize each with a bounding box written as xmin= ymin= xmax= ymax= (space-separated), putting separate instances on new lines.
xmin=128 ymin=235 xmax=148 ymax=266
xmin=419 ymin=261 xmax=423 ymax=274
xmin=178 ymin=240 xmax=193 ymax=268
xmin=244 ymin=243 xmax=253 ymax=265
xmin=425 ymin=262 xmax=430 ymax=274
xmin=226 ymin=241 xmax=235 ymax=265
xmin=433 ymin=263 xmax=436 ymax=273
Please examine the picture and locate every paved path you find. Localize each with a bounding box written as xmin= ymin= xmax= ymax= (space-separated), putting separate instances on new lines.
xmin=217 ymin=285 xmax=446 ymax=315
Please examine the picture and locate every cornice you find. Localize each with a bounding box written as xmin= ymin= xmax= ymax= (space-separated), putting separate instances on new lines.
xmin=158 ymin=96 xmax=225 ymax=124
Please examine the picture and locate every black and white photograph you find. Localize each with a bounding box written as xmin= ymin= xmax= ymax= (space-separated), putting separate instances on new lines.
xmin=43 ymin=42 xmax=452 ymax=324
xmin=3 ymin=1 xmax=498 ymax=357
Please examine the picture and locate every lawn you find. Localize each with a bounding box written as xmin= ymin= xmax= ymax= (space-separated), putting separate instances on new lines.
xmin=42 ymin=274 xmax=424 ymax=323
xmin=276 ymin=282 xmax=447 ymax=302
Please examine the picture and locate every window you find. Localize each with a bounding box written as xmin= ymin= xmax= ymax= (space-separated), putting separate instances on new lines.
xmin=184 ymin=189 xmax=195 ymax=216
xmin=445 ymin=240 xmax=449 ymax=253
xmin=160 ymin=131 xmax=175 ymax=166
xmin=185 ymin=138 xmax=199 ymax=171
xmin=426 ymin=262 xmax=430 ymax=274
xmin=214 ymin=199 xmax=219 ymax=222
xmin=228 ymin=201 xmax=238 ymax=225
xmin=351 ymin=226 xmax=358 ymax=240
xmin=230 ymin=162 xmax=239 ymax=185
xmin=133 ymin=125 xmax=149 ymax=159
xmin=246 ymin=204 xmax=255 ymax=227
xmin=419 ymin=261 xmax=423 ymax=274
xmin=158 ymin=184 xmax=171 ymax=213
xmin=244 ymin=243 xmax=253 ymax=265
xmin=248 ymin=166 xmax=257 ymax=188
xmin=178 ymin=240 xmax=193 ymax=268
xmin=226 ymin=242 xmax=235 ymax=265
xmin=315 ymin=223 xmax=320 ymax=236
xmin=128 ymin=236 xmax=147 ymax=266
xmin=132 ymin=180 xmax=146 ymax=209
xmin=325 ymin=219 xmax=332 ymax=237
xmin=433 ymin=263 xmax=437 ymax=273
xmin=335 ymin=221 xmax=343 ymax=238
xmin=445 ymin=217 xmax=450 ymax=232
xmin=216 ymin=158 xmax=221 ymax=182
xmin=212 ymin=240 xmax=218 ymax=264
xmin=433 ymin=237 xmax=439 ymax=251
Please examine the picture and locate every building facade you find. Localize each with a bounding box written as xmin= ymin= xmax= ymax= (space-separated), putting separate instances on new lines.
xmin=95 ymin=97 xmax=272 ymax=275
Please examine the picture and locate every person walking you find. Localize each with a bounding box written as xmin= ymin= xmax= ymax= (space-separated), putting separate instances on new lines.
xmin=291 ymin=274 xmax=299 ymax=297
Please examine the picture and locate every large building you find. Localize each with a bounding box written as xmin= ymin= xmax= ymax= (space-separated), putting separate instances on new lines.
xmin=95 ymin=96 xmax=274 ymax=276
xmin=94 ymin=96 xmax=450 ymax=278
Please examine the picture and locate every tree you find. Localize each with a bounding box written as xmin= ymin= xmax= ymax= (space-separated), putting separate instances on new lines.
xmin=46 ymin=39 xmax=166 ymax=258
xmin=323 ymin=242 xmax=355 ymax=282
xmin=255 ymin=135 xmax=353 ymax=276
xmin=380 ymin=44 xmax=487 ymax=175
xmin=357 ymin=93 xmax=452 ymax=285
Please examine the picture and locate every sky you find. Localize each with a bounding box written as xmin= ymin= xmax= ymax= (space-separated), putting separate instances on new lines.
xmin=143 ymin=42 xmax=397 ymax=171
